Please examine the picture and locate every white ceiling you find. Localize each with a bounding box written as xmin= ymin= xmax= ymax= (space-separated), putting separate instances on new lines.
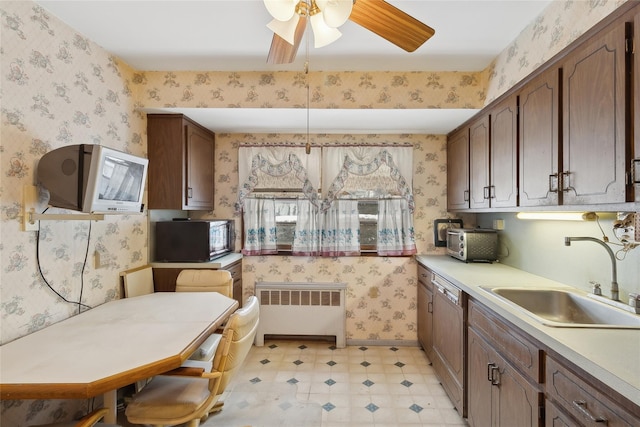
xmin=35 ymin=0 xmax=553 ymax=134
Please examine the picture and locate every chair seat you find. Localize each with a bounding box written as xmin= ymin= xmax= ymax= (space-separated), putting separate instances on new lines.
xmin=125 ymin=375 xmax=210 ymax=423
xmin=125 ymin=296 xmax=260 ymax=427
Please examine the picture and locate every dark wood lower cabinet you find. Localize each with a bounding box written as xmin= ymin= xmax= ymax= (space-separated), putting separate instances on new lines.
xmin=545 ymin=399 xmax=579 ymax=427
xmin=546 ymin=355 xmax=640 ymax=427
xmin=416 ymin=265 xmax=433 ymax=358
xmin=467 ymin=327 xmax=493 ymax=427
xmin=467 ymin=299 xmax=543 ymax=427
xmin=152 ymin=268 xmax=181 ymax=292
xmin=417 ymin=261 xmax=640 ymax=427
xmin=467 ymin=328 xmax=542 ymax=427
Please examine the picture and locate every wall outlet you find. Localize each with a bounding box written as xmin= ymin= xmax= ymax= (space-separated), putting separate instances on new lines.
xmin=94 ymin=250 xmax=113 ymax=269
xmin=493 ymin=219 xmax=505 ymax=230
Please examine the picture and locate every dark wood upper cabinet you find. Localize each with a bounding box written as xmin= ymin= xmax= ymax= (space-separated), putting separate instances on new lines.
xmin=447 ymin=126 xmax=470 ymax=210
xmin=489 ymin=95 xmax=519 ymax=208
xmin=634 ymin=10 xmax=640 ymax=202
xmin=561 ymin=20 xmax=628 ymax=205
xmin=469 ymin=115 xmax=491 ymax=209
xmin=447 ymin=2 xmax=639 ymax=211
xmin=518 ymin=68 xmax=561 ymax=207
xmin=147 ymin=114 xmax=215 ymax=210
xmin=451 ymin=99 xmax=518 ymax=211
xmin=185 ymin=124 xmax=215 ymax=209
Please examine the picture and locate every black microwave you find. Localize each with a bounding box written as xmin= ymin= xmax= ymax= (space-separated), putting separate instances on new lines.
xmin=155 ymin=220 xmax=235 ymax=262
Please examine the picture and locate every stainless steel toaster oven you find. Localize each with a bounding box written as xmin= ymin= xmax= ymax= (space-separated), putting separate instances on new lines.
xmin=446 ymin=228 xmax=498 ymax=263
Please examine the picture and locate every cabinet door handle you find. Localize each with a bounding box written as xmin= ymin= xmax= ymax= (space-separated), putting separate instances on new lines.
xmin=572 ymin=400 xmax=607 ymax=424
xmin=187 ymin=187 xmax=193 ymax=199
xmin=487 ymin=363 xmax=499 ymax=384
xmin=548 ymin=173 xmax=559 ymax=193
xmin=487 ymin=363 xmax=500 ymax=385
xmin=464 ymin=190 xmax=469 ymax=202
xmin=427 ymin=301 xmax=433 ymax=314
xmin=632 ymin=158 xmax=640 ymax=184
xmin=561 ymin=171 xmax=572 ymax=192
xmin=483 ymin=186 xmax=490 ymax=199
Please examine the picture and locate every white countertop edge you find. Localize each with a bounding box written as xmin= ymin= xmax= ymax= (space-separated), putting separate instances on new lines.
xmin=415 ymin=255 xmax=640 ymax=408
xmin=150 ymin=252 xmax=243 ymax=269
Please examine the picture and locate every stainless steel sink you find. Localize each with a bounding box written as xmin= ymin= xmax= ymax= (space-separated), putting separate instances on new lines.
xmin=480 ymin=287 xmax=640 ymax=329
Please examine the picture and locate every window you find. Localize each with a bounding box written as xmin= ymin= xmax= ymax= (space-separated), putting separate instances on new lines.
xmin=358 ymin=200 xmax=378 ymax=252
xmin=275 ymin=198 xmax=297 ymax=249
xmin=237 ymin=146 xmax=416 ymax=257
xmin=271 ymin=198 xmax=378 ymax=252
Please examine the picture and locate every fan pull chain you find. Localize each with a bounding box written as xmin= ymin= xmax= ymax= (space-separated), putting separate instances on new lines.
xmin=305 ymin=17 xmax=311 ymax=155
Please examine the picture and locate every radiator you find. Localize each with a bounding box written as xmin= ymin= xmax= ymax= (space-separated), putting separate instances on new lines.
xmin=255 ymin=282 xmax=346 ymax=348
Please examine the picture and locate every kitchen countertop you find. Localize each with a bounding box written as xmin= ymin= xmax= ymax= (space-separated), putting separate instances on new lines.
xmin=150 ymin=252 xmax=243 ymax=270
xmin=415 ymin=255 xmax=640 ymax=408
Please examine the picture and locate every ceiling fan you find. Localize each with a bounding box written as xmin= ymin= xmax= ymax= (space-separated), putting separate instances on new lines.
xmin=264 ymin=0 xmax=436 ymax=64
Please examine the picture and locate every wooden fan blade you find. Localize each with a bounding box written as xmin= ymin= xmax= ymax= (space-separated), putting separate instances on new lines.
xmin=267 ymin=16 xmax=308 ymax=64
xmin=349 ymin=0 xmax=435 ymax=52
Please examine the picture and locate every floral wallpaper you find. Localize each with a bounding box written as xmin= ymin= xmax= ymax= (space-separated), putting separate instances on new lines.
xmin=0 ymin=0 xmax=630 ymax=425
xmin=209 ymin=133 xmax=453 ymax=344
xmin=485 ymin=0 xmax=628 ymax=102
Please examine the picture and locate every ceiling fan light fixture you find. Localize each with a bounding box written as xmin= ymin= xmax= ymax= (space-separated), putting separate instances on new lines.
xmin=309 ymin=12 xmax=342 ymax=48
xmin=263 ymin=0 xmax=298 ymax=21
xmin=267 ymin=15 xmax=300 ymax=45
xmin=316 ymin=0 xmax=353 ymax=28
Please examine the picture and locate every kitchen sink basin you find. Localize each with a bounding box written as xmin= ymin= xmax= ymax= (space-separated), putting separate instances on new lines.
xmin=480 ymin=287 xmax=640 ymax=329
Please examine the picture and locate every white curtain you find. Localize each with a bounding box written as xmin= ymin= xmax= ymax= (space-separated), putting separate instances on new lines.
xmin=238 ymin=145 xmax=415 ymax=257
xmin=377 ymin=198 xmax=417 ymax=256
xmin=321 ymin=199 xmax=361 ymax=257
xmin=241 ymin=197 xmax=278 ymax=255
xmin=292 ymin=198 xmax=321 ymax=256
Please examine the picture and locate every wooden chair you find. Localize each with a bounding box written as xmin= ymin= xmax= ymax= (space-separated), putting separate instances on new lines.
xmin=124 ymin=296 xmax=260 ymax=427
xmin=29 ymin=408 xmax=119 ymax=427
xmin=175 ymin=269 xmax=232 ymax=297
xmin=119 ymin=265 xmax=156 ymax=391
xmin=176 ymin=269 xmax=234 ymax=363
xmin=120 ymin=265 xmax=155 ymax=298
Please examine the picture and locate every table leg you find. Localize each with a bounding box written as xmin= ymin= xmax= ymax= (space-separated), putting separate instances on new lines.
xmin=103 ymin=389 xmax=117 ymax=423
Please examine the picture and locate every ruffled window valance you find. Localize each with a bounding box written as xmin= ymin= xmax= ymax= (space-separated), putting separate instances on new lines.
xmin=236 ymin=147 xmax=321 ymax=212
xmin=321 ymin=148 xmax=414 ymax=213
xmin=236 ymin=145 xmax=416 ymax=257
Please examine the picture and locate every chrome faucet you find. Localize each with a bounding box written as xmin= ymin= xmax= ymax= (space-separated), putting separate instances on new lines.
xmin=564 ymin=237 xmax=619 ymax=301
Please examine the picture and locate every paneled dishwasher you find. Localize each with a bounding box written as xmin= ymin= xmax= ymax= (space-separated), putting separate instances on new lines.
xmin=430 ymin=271 xmax=466 ymax=417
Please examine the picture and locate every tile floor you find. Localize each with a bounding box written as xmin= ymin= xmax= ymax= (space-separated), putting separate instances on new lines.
xmin=120 ymin=339 xmax=468 ymax=427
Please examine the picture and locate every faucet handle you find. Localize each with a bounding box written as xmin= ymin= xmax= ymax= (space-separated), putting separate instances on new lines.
xmin=590 ymin=281 xmax=602 ymax=296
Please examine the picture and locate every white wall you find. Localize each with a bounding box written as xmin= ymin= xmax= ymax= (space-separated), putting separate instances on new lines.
xmin=477 ymin=213 xmax=640 ymax=300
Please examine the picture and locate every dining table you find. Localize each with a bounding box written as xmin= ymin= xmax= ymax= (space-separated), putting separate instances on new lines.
xmin=0 ymin=291 xmax=238 ymax=424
